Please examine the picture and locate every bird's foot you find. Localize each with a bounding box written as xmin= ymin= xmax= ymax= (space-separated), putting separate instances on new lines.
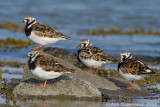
xmin=127 ymin=86 xmax=133 ymax=89
xmin=39 ymin=84 xmax=46 ymax=88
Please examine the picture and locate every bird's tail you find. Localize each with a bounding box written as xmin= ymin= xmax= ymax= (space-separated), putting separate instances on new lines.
xmin=110 ymin=58 xmax=117 ymax=63
xmin=63 ymin=35 xmax=71 ymax=40
xmin=62 ymin=69 xmax=75 ymax=74
xmin=144 ymin=69 xmax=155 ymax=74
xmin=66 ymin=36 xmax=71 ymax=40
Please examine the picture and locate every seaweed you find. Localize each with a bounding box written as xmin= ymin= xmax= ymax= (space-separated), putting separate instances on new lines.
xmin=0 ymin=38 xmax=32 ymax=50
xmin=77 ymin=26 xmax=160 ymax=36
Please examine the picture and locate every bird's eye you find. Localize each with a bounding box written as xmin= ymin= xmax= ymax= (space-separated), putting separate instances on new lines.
xmin=25 ymin=19 xmax=29 ymax=22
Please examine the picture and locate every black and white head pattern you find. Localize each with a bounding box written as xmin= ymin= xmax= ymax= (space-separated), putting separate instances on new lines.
xmin=23 ymin=16 xmax=37 ymax=29
xmin=79 ymin=39 xmax=92 ymax=49
xmin=120 ymin=52 xmax=132 ymax=61
xmin=28 ymin=51 xmax=40 ymax=63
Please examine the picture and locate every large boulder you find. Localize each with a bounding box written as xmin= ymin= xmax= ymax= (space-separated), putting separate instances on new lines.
xmin=14 ymin=78 xmax=101 ymax=100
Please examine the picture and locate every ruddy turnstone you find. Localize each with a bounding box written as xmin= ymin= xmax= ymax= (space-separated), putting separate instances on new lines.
xmin=78 ymin=39 xmax=116 ymax=75
xmin=27 ymin=50 xmax=73 ymax=88
xmin=118 ymin=52 xmax=155 ymax=89
xmin=21 ymin=16 xmax=70 ymax=51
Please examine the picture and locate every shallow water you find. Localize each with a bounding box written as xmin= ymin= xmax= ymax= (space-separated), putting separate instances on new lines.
xmin=16 ymin=99 xmax=160 ymax=107
xmin=1 ymin=0 xmax=160 ymax=30
xmin=0 ymin=0 xmax=160 ymax=106
xmin=0 ymin=0 xmax=160 ymax=62
xmin=0 ymin=33 xmax=160 ymax=62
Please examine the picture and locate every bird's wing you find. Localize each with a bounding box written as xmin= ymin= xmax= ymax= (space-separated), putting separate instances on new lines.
xmin=79 ymin=46 xmax=114 ymax=62
xmin=36 ymin=55 xmax=72 ymax=72
xmin=32 ymin=23 xmax=70 ymax=39
xmin=118 ymin=59 xmax=154 ymax=75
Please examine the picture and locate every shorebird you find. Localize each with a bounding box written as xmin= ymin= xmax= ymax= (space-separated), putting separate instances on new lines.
xmin=27 ymin=50 xmax=74 ymax=88
xmin=78 ymin=39 xmax=116 ymax=75
xmin=118 ymin=52 xmax=155 ymax=89
xmin=21 ymin=16 xmax=70 ymax=51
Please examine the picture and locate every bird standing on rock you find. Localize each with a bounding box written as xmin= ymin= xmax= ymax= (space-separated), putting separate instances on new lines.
xmin=118 ymin=52 xmax=155 ymax=89
xmin=21 ymin=16 xmax=70 ymax=51
xmin=78 ymin=39 xmax=116 ymax=75
xmin=27 ymin=51 xmax=74 ymax=88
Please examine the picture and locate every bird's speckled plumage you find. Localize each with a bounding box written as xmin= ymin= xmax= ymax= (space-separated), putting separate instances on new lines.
xmin=79 ymin=46 xmax=114 ymax=62
xmin=28 ymin=51 xmax=73 ymax=73
xmin=31 ymin=23 xmax=70 ymax=39
xmin=118 ymin=58 xmax=153 ymax=75
xmin=118 ymin=52 xmax=155 ymax=79
xmin=27 ymin=51 xmax=74 ymax=88
xmin=117 ymin=52 xmax=155 ymax=88
xmin=22 ymin=16 xmax=70 ymax=47
xmin=78 ymin=39 xmax=115 ymax=62
xmin=78 ymin=39 xmax=115 ymax=70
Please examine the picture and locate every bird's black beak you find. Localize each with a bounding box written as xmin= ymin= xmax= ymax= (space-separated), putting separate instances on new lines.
xmin=19 ymin=20 xmax=25 ymax=23
xmin=116 ymin=57 xmax=121 ymax=62
xmin=77 ymin=45 xmax=80 ymax=48
xmin=117 ymin=57 xmax=121 ymax=60
xmin=22 ymin=55 xmax=28 ymax=58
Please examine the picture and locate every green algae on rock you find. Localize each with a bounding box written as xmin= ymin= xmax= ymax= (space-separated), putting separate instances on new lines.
xmin=0 ymin=38 xmax=32 ymax=50
xmin=0 ymin=22 xmax=25 ymax=32
xmin=0 ymin=76 xmax=22 ymax=107
xmin=77 ymin=26 xmax=160 ymax=36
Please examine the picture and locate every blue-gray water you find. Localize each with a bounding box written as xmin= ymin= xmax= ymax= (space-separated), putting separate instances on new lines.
xmin=0 ymin=0 xmax=160 ymax=106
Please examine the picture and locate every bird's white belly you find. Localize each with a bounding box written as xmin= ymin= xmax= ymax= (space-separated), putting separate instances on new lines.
xmin=79 ymin=55 xmax=106 ymax=68
xmin=31 ymin=66 xmax=62 ymax=80
xmin=119 ymin=69 xmax=146 ymax=81
xmin=28 ymin=32 xmax=65 ymax=45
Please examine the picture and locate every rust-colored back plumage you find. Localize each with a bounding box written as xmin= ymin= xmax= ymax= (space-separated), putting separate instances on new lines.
xmin=118 ymin=58 xmax=154 ymax=75
xmin=32 ymin=23 xmax=70 ymax=39
xmin=36 ymin=55 xmax=73 ymax=72
xmin=79 ymin=46 xmax=115 ymax=62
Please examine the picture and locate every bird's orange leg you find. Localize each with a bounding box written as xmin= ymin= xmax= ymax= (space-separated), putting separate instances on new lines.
xmin=33 ymin=45 xmax=44 ymax=50
xmin=88 ymin=66 xmax=93 ymax=73
xmin=127 ymin=81 xmax=134 ymax=89
xmin=39 ymin=45 xmax=45 ymax=51
xmin=93 ymin=68 xmax=97 ymax=75
xmin=39 ymin=80 xmax=47 ymax=88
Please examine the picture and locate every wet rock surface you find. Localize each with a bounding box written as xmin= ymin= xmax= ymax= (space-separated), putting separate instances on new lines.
xmin=14 ymin=49 xmax=150 ymax=101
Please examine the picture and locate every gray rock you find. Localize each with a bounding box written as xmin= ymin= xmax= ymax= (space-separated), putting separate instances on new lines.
xmin=45 ymin=48 xmax=86 ymax=68
xmin=14 ymin=77 xmax=101 ymax=100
